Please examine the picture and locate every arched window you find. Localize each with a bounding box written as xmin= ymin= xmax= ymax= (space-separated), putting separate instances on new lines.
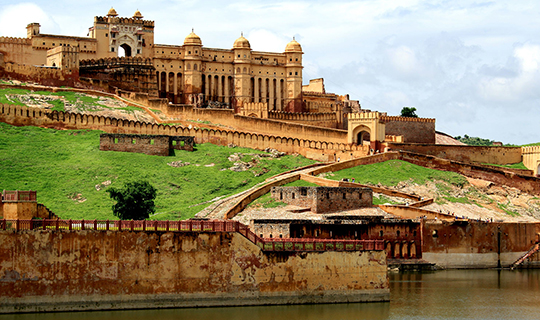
xmin=237 ymin=67 xmax=240 ymax=73
xmin=193 ymin=63 xmax=198 ymax=71
xmin=186 ymin=63 xmax=191 ymax=70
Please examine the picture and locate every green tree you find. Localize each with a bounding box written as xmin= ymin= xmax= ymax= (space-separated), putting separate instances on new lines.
xmin=400 ymin=107 xmax=418 ymax=118
xmin=106 ymin=180 xmax=157 ymax=220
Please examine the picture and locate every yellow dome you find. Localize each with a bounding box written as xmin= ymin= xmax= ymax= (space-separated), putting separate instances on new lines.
xmin=184 ymin=30 xmax=202 ymax=46
xmin=285 ymin=38 xmax=302 ymax=52
xmin=133 ymin=10 xmax=143 ymax=19
xmin=107 ymin=7 xmax=118 ymax=17
xmin=233 ymin=33 xmax=250 ymax=49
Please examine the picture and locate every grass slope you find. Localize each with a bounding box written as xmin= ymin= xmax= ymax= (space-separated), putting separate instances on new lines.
xmin=0 ymin=123 xmax=315 ymax=220
xmin=326 ymin=159 xmax=467 ymax=187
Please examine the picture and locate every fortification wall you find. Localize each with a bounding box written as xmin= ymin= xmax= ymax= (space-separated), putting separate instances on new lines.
xmin=382 ymin=116 xmax=436 ymax=144
xmin=268 ymin=111 xmax=338 ymax=129
xmin=0 ymin=103 xmax=369 ymax=162
xmin=120 ymin=90 xmax=348 ymax=144
xmin=387 ymin=143 xmax=523 ymax=166
xmin=0 ymin=37 xmax=41 ymax=65
xmin=399 ymin=151 xmax=540 ymax=195
xmin=1 ymin=62 xmax=80 ymax=87
xmin=0 ymin=230 xmax=389 ymax=313
xmin=522 ymin=146 xmax=540 ymax=176
xmin=422 ymin=221 xmax=540 ymax=268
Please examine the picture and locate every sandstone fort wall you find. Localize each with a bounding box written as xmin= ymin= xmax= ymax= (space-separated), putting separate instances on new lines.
xmin=382 ymin=116 xmax=436 ymax=144
xmin=0 ymin=103 xmax=369 ymax=162
xmin=386 ymin=143 xmax=523 ymax=166
xmin=0 ymin=230 xmax=389 ymax=313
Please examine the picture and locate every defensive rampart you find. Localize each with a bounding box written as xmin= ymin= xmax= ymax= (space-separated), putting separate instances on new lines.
xmin=387 ymin=143 xmax=523 ymax=166
xmin=381 ymin=116 xmax=436 ymax=144
xmin=0 ymin=103 xmax=369 ymax=162
xmin=268 ymin=111 xmax=338 ymax=128
xmin=118 ymin=90 xmax=348 ymax=144
xmin=0 ymin=219 xmax=388 ymax=313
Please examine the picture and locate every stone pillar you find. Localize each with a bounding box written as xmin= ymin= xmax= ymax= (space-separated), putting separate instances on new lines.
xmin=276 ymin=80 xmax=281 ymax=111
xmin=225 ymin=76 xmax=230 ymax=105
xmin=261 ymin=78 xmax=267 ymax=105
xmin=269 ymin=79 xmax=275 ymax=110
xmin=254 ymin=77 xmax=259 ymax=103
xmin=204 ymin=75 xmax=210 ymax=101
xmin=218 ymin=75 xmax=223 ymax=103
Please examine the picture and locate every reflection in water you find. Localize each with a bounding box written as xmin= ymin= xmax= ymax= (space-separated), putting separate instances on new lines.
xmin=4 ymin=269 xmax=540 ymax=320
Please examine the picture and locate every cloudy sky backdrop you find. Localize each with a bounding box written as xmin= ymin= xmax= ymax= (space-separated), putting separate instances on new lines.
xmin=1 ymin=1 xmax=538 ymax=144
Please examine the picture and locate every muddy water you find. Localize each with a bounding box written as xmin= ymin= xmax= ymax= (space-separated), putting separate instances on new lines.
xmin=4 ymin=269 xmax=540 ymax=320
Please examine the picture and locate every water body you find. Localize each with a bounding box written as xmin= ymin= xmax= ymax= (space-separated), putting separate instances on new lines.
xmin=4 ymin=269 xmax=540 ymax=320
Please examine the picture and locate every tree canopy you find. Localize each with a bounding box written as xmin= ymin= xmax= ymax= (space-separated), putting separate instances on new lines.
xmin=400 ymin=107 xmax=418 ymax=118
xmin=106 ymin=180 xmax=157 ymax=220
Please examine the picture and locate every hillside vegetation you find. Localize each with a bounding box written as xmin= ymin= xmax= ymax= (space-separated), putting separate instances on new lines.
xmin=0 ymin=123 xmax=315 ymax=220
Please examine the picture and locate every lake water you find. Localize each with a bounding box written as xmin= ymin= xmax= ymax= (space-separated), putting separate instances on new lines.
xmin=4 ymin=269 xmax=540 ymax=320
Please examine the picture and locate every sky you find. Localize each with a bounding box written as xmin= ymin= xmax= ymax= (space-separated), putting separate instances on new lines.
xmin=0 ymin=0 xmax=539 ymax=144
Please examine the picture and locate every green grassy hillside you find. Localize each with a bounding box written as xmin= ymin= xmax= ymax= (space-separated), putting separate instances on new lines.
xmin=0 ymin=123 xmax=315 ymax=220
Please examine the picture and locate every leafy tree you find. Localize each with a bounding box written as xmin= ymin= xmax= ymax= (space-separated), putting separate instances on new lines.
xmin=106 ymin=180 xmax=157 ymax=220
xmin=400 ymin=107 xmax=418 ymax=118
xmin=454 ymin=135 xmax=495 ymax=146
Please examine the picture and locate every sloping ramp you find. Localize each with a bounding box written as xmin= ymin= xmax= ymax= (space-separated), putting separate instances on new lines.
xmin=511 ymin=243 xmax=540 ymax=269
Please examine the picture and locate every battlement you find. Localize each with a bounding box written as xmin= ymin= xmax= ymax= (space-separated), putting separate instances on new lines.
xmin=348 ymin=112 xmax=386 ymax=120
xmin=0 ymin=37 xmax=31 ymax=45
xmin=303 ymin=91 xmax=338 ymax=98
xmin=522 ymin=146 xmax=540 ymax=154
xmin=80 ymin=56 xmax=153 ymax=67
xmin=381 ymin=115 xmax=436 ymax=123
xmin=94 ymin=16 xmax=155 ymax=27
xmin=269 ymin=111 xmax=337 ymax=122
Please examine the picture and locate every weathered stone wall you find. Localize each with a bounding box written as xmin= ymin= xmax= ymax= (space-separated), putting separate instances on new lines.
xmin=99 ymin=133 xmax=171 ymax=156
xmin=382 ymin=116 xmax=436 ymax=144
xmin=268 ymin=111 xmax=338 ymax=128
xmin=271 ymin=186 xmax=372 ymax=213
xmin=387 ymin=143 xmax=523 ymax=165
xmin=0 ymin=103 xmax=369 ymax=162
xmin=0 ymin=230 xmax=389 ymax=313
xmin=422 ymin=221 xmax=540 ymax=268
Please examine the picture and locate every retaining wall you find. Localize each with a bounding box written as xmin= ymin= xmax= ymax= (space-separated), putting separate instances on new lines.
xmin=0 ymin=230 xmax=389 ymax=313
xmin=387 ymin=143 xmax=523 ymax=166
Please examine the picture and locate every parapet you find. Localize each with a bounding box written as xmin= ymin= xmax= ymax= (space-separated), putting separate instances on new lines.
xmin=94 ymin=16 xmax=155 ymax=27
xmin=0 ymin=37 xmax=32 ymax=45
xmin=2 ymin=190 xmax=37 ymax=202
xmin=381 ymin=115 xmax=435 ymax=123
xmin=522 ymin=146 xmax=540 ymax=154
xmin=348 ymin=112 xmax=386 ymax=120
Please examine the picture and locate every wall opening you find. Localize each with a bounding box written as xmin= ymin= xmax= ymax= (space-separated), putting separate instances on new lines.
xmin=119 ymin=44 xmax=132 ymax=57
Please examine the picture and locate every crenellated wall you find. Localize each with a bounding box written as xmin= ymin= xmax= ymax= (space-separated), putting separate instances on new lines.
xmin=381 ymin=116 xmax=436 ymax=144
xmin=0 ymin=103 xmax=369 ymax=162
xmin=268 ymin=111 xmax=338 ymax=128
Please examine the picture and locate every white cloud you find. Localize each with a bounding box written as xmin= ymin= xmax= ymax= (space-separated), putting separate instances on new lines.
xmin=0 ymin=3 xmax=59 ymax=37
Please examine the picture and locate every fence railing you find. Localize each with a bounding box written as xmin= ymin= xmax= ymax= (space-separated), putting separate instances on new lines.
xmin=0 ymin=219 xmax=384 ymax=252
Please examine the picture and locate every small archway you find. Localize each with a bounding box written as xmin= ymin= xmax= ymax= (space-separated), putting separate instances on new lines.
xmin=119 ymin=44 xmax=132 ymax=57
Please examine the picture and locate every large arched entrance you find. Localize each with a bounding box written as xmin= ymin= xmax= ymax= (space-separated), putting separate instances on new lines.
xmin=119 ymin=44 xmax=132 ymax=57
xmin=351 ymin=125 xmax=371 ymax=146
